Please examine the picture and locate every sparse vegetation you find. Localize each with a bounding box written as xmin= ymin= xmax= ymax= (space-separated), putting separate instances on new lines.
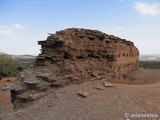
xmin=0 ymin=56 xmax=19 ymax=78
xmin=139 ymin=61 xmax=160 ymax=69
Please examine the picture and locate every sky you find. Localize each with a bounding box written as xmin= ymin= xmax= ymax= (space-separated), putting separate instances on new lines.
xmin=0 ymin=0 xmax=160 ymax=55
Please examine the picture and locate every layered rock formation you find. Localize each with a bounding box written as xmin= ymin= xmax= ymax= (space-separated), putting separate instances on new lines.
xmin=11 ymin=28 xmax=139 ymax=105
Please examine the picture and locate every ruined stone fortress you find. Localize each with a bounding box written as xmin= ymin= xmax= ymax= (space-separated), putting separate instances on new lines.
xmin=36 ymin=28 xmax=139 ymax=81
xmin=12 ymin=28 xmax=139 ymax=103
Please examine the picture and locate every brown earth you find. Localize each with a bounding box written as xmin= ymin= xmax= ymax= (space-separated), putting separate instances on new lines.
xmin=0 ymin=77 xmax=16 ymax=87
xmin=0 ymin=69 xmax=160 ymax=120
xmin=0 ymin=77 xmax=16 ymax=115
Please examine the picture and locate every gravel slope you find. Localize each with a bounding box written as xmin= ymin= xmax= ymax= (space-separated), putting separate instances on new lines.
xmin=1 ymin=79 xmax=160 ymax=120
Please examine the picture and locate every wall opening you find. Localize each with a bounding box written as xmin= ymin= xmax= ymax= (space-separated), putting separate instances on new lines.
xmin=88 ymin=36 xmax=94 ymax=40
xmin=76 ymin=56 xmax=84 ymax=59
xmin=106 ymin=41 xmax=110 ymax=44
xmin=64 ymin=52 xmax=70 ymax=59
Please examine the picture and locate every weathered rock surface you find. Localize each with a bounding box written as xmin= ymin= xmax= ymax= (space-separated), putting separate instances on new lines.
xmin=94 ymin=84 xmax=104 ymax=90
xmin=11 ymin=28 xmax=139 ymax=107
xmin=78 ymin=91 xmax=89 ymax=97
xmin=103 ymin=81 xmax=114 ymax=87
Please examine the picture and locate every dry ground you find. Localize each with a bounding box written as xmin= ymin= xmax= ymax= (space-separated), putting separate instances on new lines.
xmin=0 ymin=69 xmax=160 ymax=120
xmin=0 ymin=77 xmax=16 ymax=115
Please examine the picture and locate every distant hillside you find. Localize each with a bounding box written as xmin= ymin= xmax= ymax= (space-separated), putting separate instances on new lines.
xmin=140 ymin=55 xmax=160 ymax=61
xmin=0 ymin=52 xmax=36 ymax=64
xmin=0 ymin=52 xmax=10 ymax=56
xmin=11 ymin=55 xmax=36 ymax=59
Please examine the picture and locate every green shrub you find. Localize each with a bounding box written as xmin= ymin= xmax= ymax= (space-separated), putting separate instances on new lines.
xmin=0 ymin=56 xmax=19 ymax=77
xmin=139 ymin=61 xmax=160 ymax=69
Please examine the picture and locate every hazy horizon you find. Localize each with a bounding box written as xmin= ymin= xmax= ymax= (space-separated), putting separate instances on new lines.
xmin=0 ymin=0 xmax=160 ymax=55
xmin=1 ymin=50 xmax=160 ymax=56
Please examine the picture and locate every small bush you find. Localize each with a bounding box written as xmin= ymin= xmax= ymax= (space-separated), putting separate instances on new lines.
xmin=0 ymin=56 xmax=19 ymax=77
xmin=139 ymin=61 xmax=160 ymax=69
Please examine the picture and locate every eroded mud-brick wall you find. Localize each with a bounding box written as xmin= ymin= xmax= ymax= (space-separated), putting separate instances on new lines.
xmin=36 ymin=28 xmax=139 ymax=83
xmin=11 ymin=28 xmax=139 ymax=104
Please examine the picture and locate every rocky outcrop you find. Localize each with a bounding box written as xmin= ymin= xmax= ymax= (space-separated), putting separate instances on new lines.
xmin=11 ymin=28 xmax=139 ymax=106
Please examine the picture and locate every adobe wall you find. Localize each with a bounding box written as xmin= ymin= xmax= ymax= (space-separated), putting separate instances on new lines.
xmin=11 ymin=28 xmax=139 ymax=104
xmin=36 ymin=28 xmax=139 ymax=81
